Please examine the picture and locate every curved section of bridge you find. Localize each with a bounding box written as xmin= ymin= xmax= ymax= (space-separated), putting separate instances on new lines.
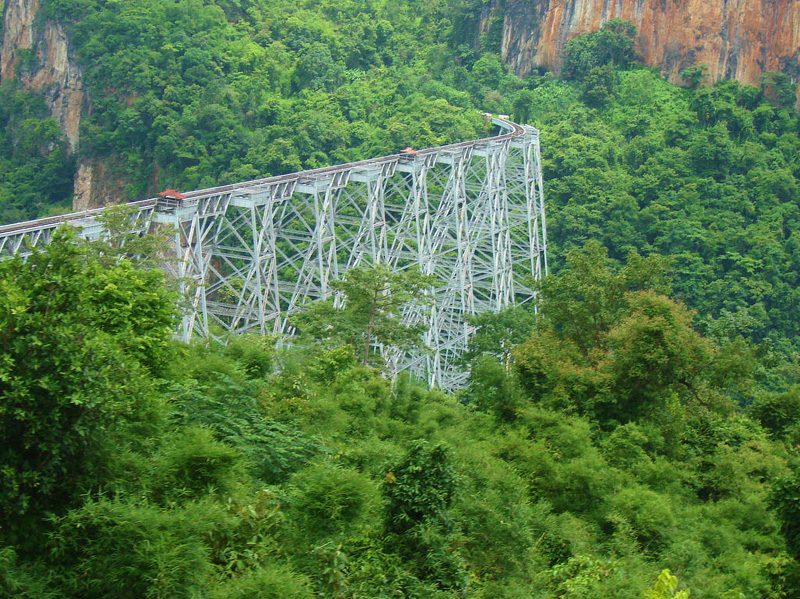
xmin=0 ymin=116 xmax=547 ymax=390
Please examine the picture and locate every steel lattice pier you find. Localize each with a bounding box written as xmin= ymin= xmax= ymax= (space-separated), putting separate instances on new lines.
xmin=0 ymin=117 xmax=547 ymax=390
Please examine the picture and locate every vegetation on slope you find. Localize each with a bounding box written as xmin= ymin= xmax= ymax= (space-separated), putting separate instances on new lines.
xmin=529 ymin=65 xmax=800 ymax=366
xmin=9 ymin=0 xmax=502 ymax=211
xmin=0 ymin=84 xmax=75 ymax=223
xmin=1 ymin=8 xmax=800 ymax=598
xmin=2 ymin=234 xmax=800 ymax=598
xmin=2 ymin=10 xmax=799 ymax=360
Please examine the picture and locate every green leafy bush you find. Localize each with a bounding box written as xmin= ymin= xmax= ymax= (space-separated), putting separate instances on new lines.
xmin=287 ymin=461 xmax=380 ymax=540
xmin=209 ymin=562 xmax=313 ymax=599
xmin=150 ymin=426 xmax=244 ymax=503
xmin=50 ymin=497 xmax=234 ymax=598
xmin=0 ymin=232 xmax=175 ymax=544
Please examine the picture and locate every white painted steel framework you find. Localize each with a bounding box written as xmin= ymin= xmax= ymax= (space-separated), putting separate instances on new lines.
xmin=0 ymin=117 xmax=547 ymax=390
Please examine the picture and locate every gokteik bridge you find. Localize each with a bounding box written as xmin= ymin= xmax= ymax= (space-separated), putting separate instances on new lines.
xmin=0 ymin=116 xmax=547 ymax=391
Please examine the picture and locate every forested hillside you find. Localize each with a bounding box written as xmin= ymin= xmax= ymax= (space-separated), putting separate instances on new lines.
xmin=530 ymin=65 xmax=800 ymax=371
xmin=2 ymin=2 xmax=800 ymax=597
xmin=2 ymin=5 xmax=800 ymax=358
xmin=2 ymin=0 xmax=497 ymax=219
xmin=3 ymin=233 xmax=800 ymax=598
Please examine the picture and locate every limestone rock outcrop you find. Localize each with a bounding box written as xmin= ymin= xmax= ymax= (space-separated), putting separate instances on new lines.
xmin=1 ymin=0 xmax=93 ymax=208
xmin=1 ymin=0 xmax=84 ymax=151
xmin=488 ymin=0 xmax=800 ymax=95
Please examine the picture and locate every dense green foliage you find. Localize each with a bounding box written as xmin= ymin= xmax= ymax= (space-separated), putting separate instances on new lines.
xmin=528 ymin=69 xmax=800 ymax=365
xmin=21 ymin=0 xmax=505 ymax=206
xmin=2 ymin=0 xmax=513 ymax=222
xmin=562 ymin=19 xmax=639 ymax=81
xmin=2 ymin=2 xmax=800 ymax=596
xmin=2 ymin=0 xmax=798 ymax=369
xmin=0 ymin=231 xmax=176 ymax=546
xmin=0 ymin=84 xmax=75 ymax=223
xmin=3 ymin=233 xmax=800 ymax=598
xmin=291 ymin=265 xmax=435 ymax=365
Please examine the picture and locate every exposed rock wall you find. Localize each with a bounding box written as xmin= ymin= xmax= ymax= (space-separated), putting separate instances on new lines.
xmin=0 ymin=0 xmax=101 ymax=209
xmin=71 ymin=157 xmax=130 ymax=212
xmin=71 ymin=159 xmax=93 ymax=212
xmin=0 ymin=0 xmax=39 ymax=80
xmin=493 ymin=0 xmax=800 ymax=93
xmin=1 ymin=0 xmax=84 ymax=150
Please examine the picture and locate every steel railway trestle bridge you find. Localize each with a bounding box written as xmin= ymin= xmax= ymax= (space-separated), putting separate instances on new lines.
xmin=0 ymin=117 xmax=547 ymax=390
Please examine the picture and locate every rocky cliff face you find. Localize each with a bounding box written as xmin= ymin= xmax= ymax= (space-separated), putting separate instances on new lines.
xmin=1 ymin=0 xmax=98 ymax=209
xmin=490 ymin=0 xmax=800 ymax=94
xmin=1 ymin=0 xmax=84 ymax=151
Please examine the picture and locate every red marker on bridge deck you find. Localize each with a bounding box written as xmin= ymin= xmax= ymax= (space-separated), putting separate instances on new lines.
xmin=158 ymin=189 xmax=187 ymax=200
xmin=156 ymin=189 xmax=188 ymax=210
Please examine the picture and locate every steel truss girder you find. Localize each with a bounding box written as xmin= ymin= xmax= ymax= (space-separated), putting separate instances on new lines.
xmin=0 ymin=119 xmax=547 ymax=391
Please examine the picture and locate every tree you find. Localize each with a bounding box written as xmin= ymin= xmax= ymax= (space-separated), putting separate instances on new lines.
xmin=760 ymin=71 xmax=798 ymax=109
xmin=512 ymin=89 xmax=536 ymax=124
xmin=291 ymin=264 xmax=436 ymax=366
xmin=383 ymin=441 xmax=466 ymax=592
xmin=515 ymin=242 xmax=753 ymax=424
xmin=0 ymin=85 xmax=75 ymax=224
xmin=687 ymin=122 xmax=733 ymax=178
xmin=534 ymin=241 xmax=671 ymax=357
xmin=90 ymin=204 xmax=174 ymax=268
xmin=748 ymin=387 xmax=800 ymax=444
xmin=772 ymin=466 xmax=800 ymax=561
xmin=465 ymin=304 xmax=535 ymax=368
xmin=0 ymin=230 xmax=177 ymax=545
xmin=582 ymin=64 xmax=619 ymax=108
xmin=471 ymin=54 xmax=504 ymax=89
xmin=602 ymin=290 xmax=711 ymax=421
xmin=292 ymin=42 xmax=345 ymax=92
xmin=680 ymin=64 xmax=708 ymax=90
xmin=562 ymin=19 xmax=639 ymax=81
xmin=644 ymin=569 xmax=690 ymax=599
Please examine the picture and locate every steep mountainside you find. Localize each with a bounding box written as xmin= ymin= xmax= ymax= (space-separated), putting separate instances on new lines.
xmin=1 ymin=0 xmax=87 ymax=208
xmin=1 ymin=0 xmax=491 ymax=211
xmin=1 ymin=0 xmax=83 ymax=150
xmin=1 ymin=0 xmax=798 ymax=215
xmin=486 ymin=0 xmax=800 ymax=98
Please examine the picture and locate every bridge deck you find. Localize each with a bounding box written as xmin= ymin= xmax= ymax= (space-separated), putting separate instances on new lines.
xmin=0 ymin=117 xmax=525 ymax=237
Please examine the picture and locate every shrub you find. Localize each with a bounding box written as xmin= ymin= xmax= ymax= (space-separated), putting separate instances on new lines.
xmin=287 ymin=461 xmax=380 ymax=539
xmin=150 ymin=426 xmax=244 ymax=503
xmin=209 ymin=562 xmax=313 ymax=599
xmin=51 ymin=498 xmax=235 ymax=598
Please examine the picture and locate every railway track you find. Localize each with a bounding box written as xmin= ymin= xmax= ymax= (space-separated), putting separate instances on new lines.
xmin=0 ymin=116 xmax=525 ymax=237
